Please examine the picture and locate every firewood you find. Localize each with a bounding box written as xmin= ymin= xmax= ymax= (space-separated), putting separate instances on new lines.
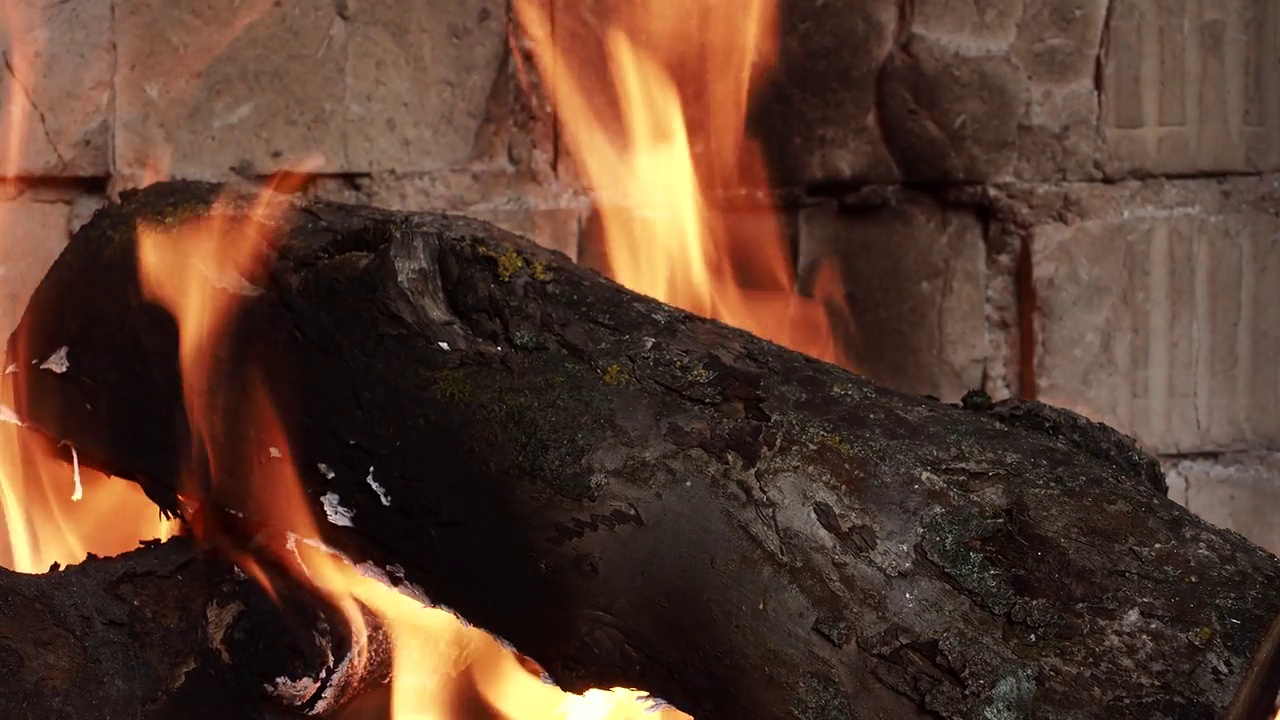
xmin=8 ymin=180 xmax=1280 ymax=719
xmin=0 ymin=536 xmax=353 ymax=719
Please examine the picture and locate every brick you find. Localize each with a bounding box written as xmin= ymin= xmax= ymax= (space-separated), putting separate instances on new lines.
xmin=344 ymin=0 xmax=507 ymax=172
xmin=0 ymin=200 xmax=71 ymax=342
xmin=911 ymin=0 xmax=1023 ymax=40
xmin=1101 ymin=0 xmax=1280 ymax=176
xmin=1011 ymin=0 xmax=1110 ymax=179
xmin=1029 ymin=177 xmax=1280 ymax=454
xmin=524 ymin=1 xmax=1116 ymax=186
xmin=753 ymin=0 xmax=1112 ymax=184
xmin=690 ymin=0 xmax=1280 ymax=184
xmin=305 ymin=169 xmax=587 ymax=261
xmin=983 ymin=218 xmax=1025 ymax=401
xmin=0 ymin=0 xmax=111 ymax=176
xmin=67 ymin=194 xmax=108 ymax=235
xmin=1165 ymin=453 xmax=1280 ymax=555
xmin=748 ymin=0 xmax=900 ymax=185
xmin=875 ymin=34 xmax=1027 ymax=183
xmin=113 ymin=0 xmax=349 ymax=185
xmin=113 ymin=0 xmax=509 ymax=184
xmin=796 ymin=194 xmax=988 ymax=401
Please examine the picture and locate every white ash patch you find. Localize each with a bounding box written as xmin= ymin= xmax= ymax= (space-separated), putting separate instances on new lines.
xmin=69 ymin=445 xmax=82 ymax=501
xmin=200 ymin=261 xmax=264 ymax=296
xmin=309 ymin=640 xmax=361 ymax=716
xmin=205 ymin=600 xmax=244 ymax=663
xmin=353 ymin=560 xmax=390 ymax=585
xmin=354 ymin=561 xmax=432 ymax=607
xmin=4 ymin=363 xmax=16 ymax=374
xmin=381 ymin=565 xmax=433 ymax=607
xmin=284 ymin=534 xmax=308 ymax=578
xmin=298 ymin=534 xmax=337 ymax=554
xmin=298 ymin=630 xmax=341 ymax=716
xmin=490 ymin=631 xmax=520 ymax=657
xmin=436 ymin=341 xmax=450 ymax=351
xmin=0 ymin=404 xmax=23 ymax=426
xmin=320 ymin=492 xmax=355 ymax=527
xmin=400 ymin=579 xmax=432 ymax=607
xmin=643 ymin=696 xmax=677 ymax=711
xmin=284 ymin=531 xmax=343 ymax=568
xmin=39 ymin=346 xmax=69 ymax=373
xmin=284 ymin=532 xmax=345 ymax=580
xmin=434 ymin=604 xmax=470 ymax=629
xmin=317 ymin=463 xmax=335 ymax=479
xmin=365 ymin=467 xmax=390 ymax=506
xmin=267 ymin=675 xmax=320 ymax=706
xmin=268 ymin=446 xmax=283 ymax=458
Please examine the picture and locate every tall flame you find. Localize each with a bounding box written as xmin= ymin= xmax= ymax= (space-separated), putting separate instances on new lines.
xmin=0 ymin=0 xmax=178 ymax=573
xmin=135 ymin=179 xmax=688 ymax=718
xmin=514 ymin=0 xmax=846 ymax=365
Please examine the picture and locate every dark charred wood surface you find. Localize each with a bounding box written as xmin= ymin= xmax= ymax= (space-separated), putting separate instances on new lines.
xmin=0 ymin=537 xmax=349 ymax=720
xmin=1225 ymin=606 xmax=1280 ymax=720
xmin=8 ymin=180 xmax=1280 ymax=719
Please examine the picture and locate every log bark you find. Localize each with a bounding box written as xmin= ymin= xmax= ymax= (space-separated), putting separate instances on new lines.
xmin=0 ymin=501 xmax=633 ymax=720
xmin=8 ymin=180 xmax=1280 ymax=719
xmin=0 ymin=536 xmax=354 ymax=719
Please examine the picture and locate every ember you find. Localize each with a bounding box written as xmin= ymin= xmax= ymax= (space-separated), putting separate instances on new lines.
xmin=514 ymin=0 xmax=848 ymax=368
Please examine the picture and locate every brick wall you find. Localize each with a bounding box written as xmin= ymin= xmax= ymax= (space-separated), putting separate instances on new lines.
xmin=775 ymin=0 xmax=1280 ymax=553
xmin=1 ymin=1 xmax=1277 ymax=551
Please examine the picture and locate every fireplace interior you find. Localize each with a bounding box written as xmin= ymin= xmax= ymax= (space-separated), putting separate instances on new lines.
xmin=0 ymin=0 xmax=1278 ymax=718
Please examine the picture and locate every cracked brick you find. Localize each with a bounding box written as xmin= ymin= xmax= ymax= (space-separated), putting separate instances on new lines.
xmin=1165 ymin=452 xmax=1280 ymax=555
xmin=1029 ymin=176 xmax=1280 ymax=455
xmin=0 ymin=200 xmax=72 ymax=341
xmin=112 ymin=0 xmax=509 ymax=186
xmin=0 ymin=0 xmax=111 ymax=176
xmin=1101 ymin=0 xmax=1280 ymax=176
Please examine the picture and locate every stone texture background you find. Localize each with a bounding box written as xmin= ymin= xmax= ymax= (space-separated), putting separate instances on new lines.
xmin=0 ymin=0 xmax=1276 ymax=552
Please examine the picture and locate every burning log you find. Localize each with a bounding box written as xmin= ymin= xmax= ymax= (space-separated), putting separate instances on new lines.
xmin=0 ymin=468 xmax=585 ymax=720
xmin=0 ymin=535 xmax=358 ymax=719
xmin=7 ymin=180 xmax=1280 ymax=719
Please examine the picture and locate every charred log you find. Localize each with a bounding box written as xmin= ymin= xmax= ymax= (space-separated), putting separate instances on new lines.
xmin=0 ymin=515 xmax=594 ymax=720
xmin=0 ymin=536 xmax=351 ymax=719
xmin=8 ymin=180 xmax=1280 ymax=719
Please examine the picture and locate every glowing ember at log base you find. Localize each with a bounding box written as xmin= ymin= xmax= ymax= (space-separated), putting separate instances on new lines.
xmin=9 ymin=181 xmax=1280 ymax=719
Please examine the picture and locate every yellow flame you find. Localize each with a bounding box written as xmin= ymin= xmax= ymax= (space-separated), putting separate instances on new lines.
xmin=0 ymin=0 xmax=178 ymax=574
xmin=514 ymin=0 xmax=848 ymax=366
xmin=135 ymin=177 xmax=687 ymax=718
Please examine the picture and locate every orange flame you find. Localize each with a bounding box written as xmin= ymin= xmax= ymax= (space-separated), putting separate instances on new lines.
xmin=0 ymin=0 xmax=178 ymax=573
xmin=135 ymin=179 xmax=688 ymax=717
xmin=0 ymin=407 xmax=180 ymax=571
xmin=514 ymin=0 xmax=846 ymax=365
